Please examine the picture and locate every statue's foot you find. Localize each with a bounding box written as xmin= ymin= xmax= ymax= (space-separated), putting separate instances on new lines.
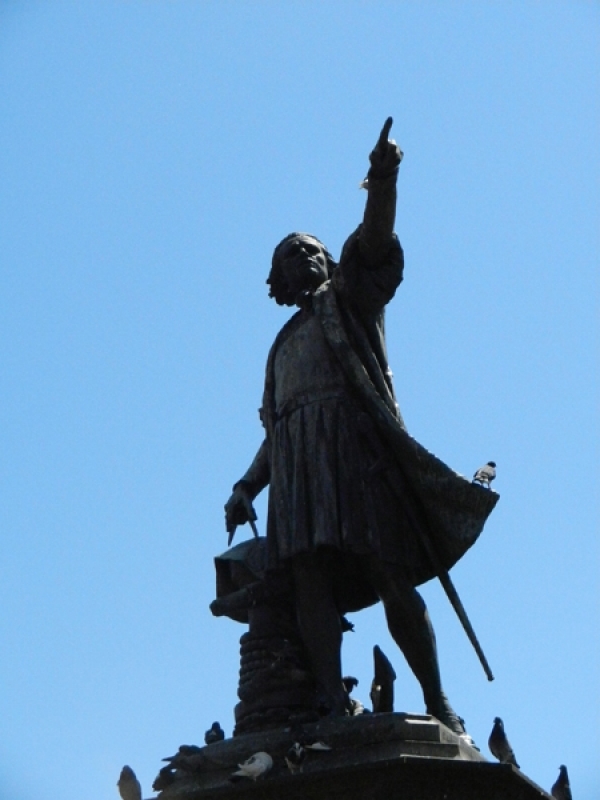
xmin=426 ymin=691 xmax=475 ymax=742
xmin=426 ymin=691 xmax=462 ymax=733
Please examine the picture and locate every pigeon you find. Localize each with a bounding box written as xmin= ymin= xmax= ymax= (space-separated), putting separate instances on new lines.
xmin=231 ymin=751 xmax=273 ymax=781
xmin=551 ymin=765 xmax=573 ymax=800
xmin=304 ymin=739 xmax=332 ymax=751
xmin=287 ymin=721 xmax=332 ymax=751
xmin=342 ymin=675 xmax=365 ymax=715
xmin=473 ymin=461 xmax=496 ymax=488
xmin=117 ymin=766 xmax=142 ymax=800
xmin=162 ymin=744 xmax=202 ymax=764
xmin=204 ymin=721 xmax=225 ymax=745
xmin=348 ymin=696 xmax=365 ymax=715
xmin=285 ymin=742 xmax=306 ymax=775
xmin=488 ymin=717 xmax=519 ymax=768
xmin=152 ymin=766 xmax=176 ymax=792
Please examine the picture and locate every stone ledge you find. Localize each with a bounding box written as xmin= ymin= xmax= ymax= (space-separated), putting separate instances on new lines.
xmin=155 ymin=712 xmax=500 ymax=799
xmin=157 ymin=759 xmax=553 ymax=800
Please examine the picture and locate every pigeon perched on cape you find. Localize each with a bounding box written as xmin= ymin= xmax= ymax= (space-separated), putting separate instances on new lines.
xmin=117 ymin=766 xmax=142 ymax=800
xmin=488 ymin=717 xmax=519 ymax=767
xmin=551 ymin=765 xmax=573 ymax=800
xmin=231 ymin=751 xmax=273 ymax=781
xmin=204 ymin=721 xmax=225 ymax=744
xmin=473 ymin=461 xmax=496 ymax=488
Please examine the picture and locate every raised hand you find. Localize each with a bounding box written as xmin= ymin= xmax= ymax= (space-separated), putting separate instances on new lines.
xmin=368 ymin=117 xmax=403 ymax=179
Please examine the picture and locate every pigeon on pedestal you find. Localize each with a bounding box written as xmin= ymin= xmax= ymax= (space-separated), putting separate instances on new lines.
xmin=117 ymin=766 xmax=142 ymax=800
xmin=473 ymin=461 xmax=496 ymax=488
xmin=488 ymin=717 xmax=519 ymax=768
xmin=551 ymin=764 xmax=573 ymax=800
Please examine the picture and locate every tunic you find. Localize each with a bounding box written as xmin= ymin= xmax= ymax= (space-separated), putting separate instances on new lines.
xmin=269 ymin=307 xmax=423 ymax=576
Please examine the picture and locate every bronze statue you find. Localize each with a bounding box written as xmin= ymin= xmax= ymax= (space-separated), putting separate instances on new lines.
xmin=224 ymin=119 xmax=497 ymax=733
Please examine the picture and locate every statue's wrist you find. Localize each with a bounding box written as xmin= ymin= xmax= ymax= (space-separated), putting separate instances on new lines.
xmin=367 ymin=165 xmax=399 ymax=184
xmin=233 ymin=478 xmax=256 ymax=498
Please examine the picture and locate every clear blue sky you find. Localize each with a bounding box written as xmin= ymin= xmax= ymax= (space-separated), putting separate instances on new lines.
xmin=1 ymin=2 xmax=598 ymax=799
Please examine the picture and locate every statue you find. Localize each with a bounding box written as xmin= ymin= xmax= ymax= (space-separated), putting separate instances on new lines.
xmin=223 ymin=119 xmax=498 ymax=736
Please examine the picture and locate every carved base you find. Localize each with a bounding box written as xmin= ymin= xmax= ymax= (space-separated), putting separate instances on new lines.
xmin=234 ymin=621 xmax=319 ymax=736
xmin=153 ymin=712 xmax=552 ymax=799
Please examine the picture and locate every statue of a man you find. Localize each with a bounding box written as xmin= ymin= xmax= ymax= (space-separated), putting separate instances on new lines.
xmin=225 ymin=119 xmax=496 ymax=732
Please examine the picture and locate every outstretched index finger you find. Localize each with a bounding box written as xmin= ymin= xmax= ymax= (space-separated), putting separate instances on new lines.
xmin=376 ymin=117 xmax=394 ymax=151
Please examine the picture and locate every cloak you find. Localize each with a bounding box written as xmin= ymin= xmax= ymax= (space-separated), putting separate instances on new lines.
xmin=315 ymin=268 xmax=499 ymax=585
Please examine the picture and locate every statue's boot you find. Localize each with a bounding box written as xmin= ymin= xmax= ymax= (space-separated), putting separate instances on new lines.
xmin=426 ymin=691 xmax=478 ymax=749
xmin=426 ymin=691 xmax=465 ymax=734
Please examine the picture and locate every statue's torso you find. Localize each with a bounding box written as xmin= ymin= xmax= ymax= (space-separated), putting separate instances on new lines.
xmin=273 ymin=310 xmax=348 ymax=417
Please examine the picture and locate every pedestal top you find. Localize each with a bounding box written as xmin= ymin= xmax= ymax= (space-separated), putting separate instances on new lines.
xmin=153 ymin=712 xmax=552 ymax=800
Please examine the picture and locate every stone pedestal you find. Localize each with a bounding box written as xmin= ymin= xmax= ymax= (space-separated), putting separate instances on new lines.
xmin=153 ymin=713 xmax=552 ymax=799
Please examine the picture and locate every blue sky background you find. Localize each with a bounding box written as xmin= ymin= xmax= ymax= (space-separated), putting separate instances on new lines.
xmin=1 ymin=2 xmax=598 ymax=799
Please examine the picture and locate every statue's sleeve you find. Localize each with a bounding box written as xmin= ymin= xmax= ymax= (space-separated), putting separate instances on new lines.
xmin=334 ymin=163 xmax=403 ymax=314
xmin=335 ymin=227 xmax=403 ymax=315
xmin=359 ymin=170 xmax=398 ymax=269
xmin=234 ymin=438 xmax=270 ymax=497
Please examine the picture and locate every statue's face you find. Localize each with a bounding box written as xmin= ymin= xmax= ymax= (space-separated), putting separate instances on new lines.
xmin=276 ymin=235 xmax=330 ymax=302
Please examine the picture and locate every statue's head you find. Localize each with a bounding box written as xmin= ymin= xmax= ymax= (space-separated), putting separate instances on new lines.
xmin=267 ymin=233 xmax=336 ymax=306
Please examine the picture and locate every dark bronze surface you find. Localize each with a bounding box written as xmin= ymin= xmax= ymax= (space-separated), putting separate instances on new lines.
xmin=218 ymin=119 xmax=498 ymax=735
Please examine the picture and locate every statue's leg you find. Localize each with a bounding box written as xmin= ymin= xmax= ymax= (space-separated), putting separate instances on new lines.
xmin=291 ymin=551 xmax=347 ymax=716
xmin=366 ymin=557 xmax=465 ymax=734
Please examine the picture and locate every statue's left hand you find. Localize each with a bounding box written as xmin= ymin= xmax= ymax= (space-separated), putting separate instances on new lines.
xmin=368 ymin=117 xmax=403 ymax=179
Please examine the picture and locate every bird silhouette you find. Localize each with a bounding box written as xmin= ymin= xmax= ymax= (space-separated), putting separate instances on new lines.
xmin=551 ymin=765 xmax=573 ymax=800
xmin=231 ymin=751 xmax=273 ymax=781
xmin=473 ymin=461 xmax=496 ymax=488
xmin=204 ymin=721 xmax=225 ymax=744
xmin=286 ymin=721 xmax=332 ymax=751
xmin=162 ymin=744 xmax=202 ymax=764
xmin=488 ymin=717 xmax=519 ymax=767
xmin=152 ymin=766 xmax=176 ymax=792
xmin=343 ymin=675 xmax=365 ymax=715
xmin=117 ymin=766 xmax=142 ymax=800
